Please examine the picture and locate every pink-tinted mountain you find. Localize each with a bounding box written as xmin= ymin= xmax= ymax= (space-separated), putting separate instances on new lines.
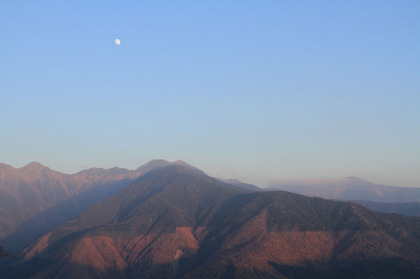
xmin=0 ymin=160 xmax=257 ymax=253
xmin=6 ymin=165 xmax=420 ymax=279
xmin=0 ymin=160 xmax=205 ymax=253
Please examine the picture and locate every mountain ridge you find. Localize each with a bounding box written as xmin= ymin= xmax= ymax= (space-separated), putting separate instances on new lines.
xmin=7 ymin=165 xmax=420 ymax=278
xmin=0 ymin=160 xmax=258 ymax=253
xmin=0 ymin=160 xmax=201 ymax=253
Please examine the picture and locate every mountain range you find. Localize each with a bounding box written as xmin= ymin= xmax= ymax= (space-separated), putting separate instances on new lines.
xmin=269 ymin=176 xmax=420 ymax=217
xmin=1 ymin=161 xmax=420 ymax=278
xmin=269 ymin=176 xmax=420 ymax=203
xmin=0 ymin=160 xmax=207 ymax=252
xmin=0 ymin=160 xmax=258 ymax=253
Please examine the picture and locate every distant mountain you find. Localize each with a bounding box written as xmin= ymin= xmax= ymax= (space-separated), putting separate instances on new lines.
xmin=269 ymin=176 xmax=420 ymax=203
xmin=0 ymin=160 xmax=198 ymax=253
xmin=352 ymin=201 xmax=420 ymax=217
xmin=216 ymin=178 xmax=261 ymax=191
xmin=8 ymin=166 xmax=420 ymax=279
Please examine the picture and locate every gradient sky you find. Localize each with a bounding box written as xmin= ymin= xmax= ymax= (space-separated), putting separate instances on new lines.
xmin=1 ymin=1 xmax=419 ymax=187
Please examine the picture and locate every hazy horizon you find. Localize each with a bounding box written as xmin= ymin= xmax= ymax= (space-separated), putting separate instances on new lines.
xmin=2 ymin=1 xmax=419 ymax=188
xmin=2 ymin=159 xmax=418 ymax=189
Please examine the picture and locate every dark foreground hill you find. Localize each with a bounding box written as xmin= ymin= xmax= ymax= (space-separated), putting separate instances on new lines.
xmin=6 ymin=165 xmax=420 ymax=279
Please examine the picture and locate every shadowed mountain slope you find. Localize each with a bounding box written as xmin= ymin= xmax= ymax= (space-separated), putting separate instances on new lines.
xmin=8 ymin=166 xmax=420 ymax=279
xmin=0 ymin=160 xmax=200 ymax=252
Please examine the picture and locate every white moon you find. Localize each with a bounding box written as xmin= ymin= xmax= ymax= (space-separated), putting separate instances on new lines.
xmin=115 ymin=38 xmax=121 ymax=45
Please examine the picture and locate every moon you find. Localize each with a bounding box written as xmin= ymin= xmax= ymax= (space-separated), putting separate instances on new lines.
xmin=115 ymin=38 xmax=121 ymax=45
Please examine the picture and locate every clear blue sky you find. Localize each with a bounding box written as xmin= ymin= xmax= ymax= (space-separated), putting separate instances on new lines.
xmin=1 ymin=1 xmax=419 ymax=187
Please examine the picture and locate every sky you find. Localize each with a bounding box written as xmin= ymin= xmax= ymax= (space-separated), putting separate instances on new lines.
xmin=1 ymin=1 xmax=419 ymax=187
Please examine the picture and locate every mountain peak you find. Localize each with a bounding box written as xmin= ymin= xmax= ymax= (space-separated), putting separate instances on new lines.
xmin=136 ymin=159 xmax=199 ymax=175
xmin=173 ymin=159 xmax=196 ymax=169
xmin=344 ymin=176 xmax=373 ymax=185
xmin=136 ymin=159 xmax=171 ymax=173
xmin=345 ymin=176 xmax=362 ymax=180
xmin=21 ymin=162 xmax=46 ymax=171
